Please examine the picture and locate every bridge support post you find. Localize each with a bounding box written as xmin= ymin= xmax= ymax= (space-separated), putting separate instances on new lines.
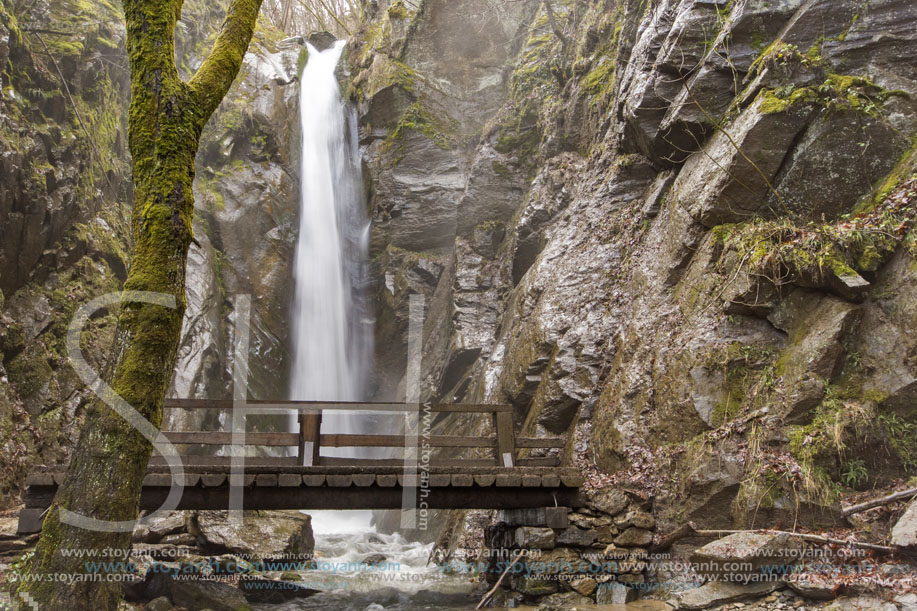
xmin=495 ymin=411 xmax=515 ymax=467
xmin=297 ymin=412 xmax=322 ymax=466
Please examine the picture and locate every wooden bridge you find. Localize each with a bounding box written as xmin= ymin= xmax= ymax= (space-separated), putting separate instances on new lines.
xmin=18 ymin=401 xmax=584 ymax=533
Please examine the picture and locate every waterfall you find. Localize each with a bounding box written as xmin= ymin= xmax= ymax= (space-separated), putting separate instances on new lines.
xmin=290 ymin=41 xmax=373 ymax=467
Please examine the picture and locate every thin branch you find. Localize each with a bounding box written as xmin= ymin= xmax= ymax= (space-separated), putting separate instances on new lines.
xmin=651 ymin=522 xmax=911 ymax=555
xmin=842 ymin=487 xmax=917 ymax=517
xmin=189 ymin=0 xmax=266 ymax=117
xmin=542 ymin=1 xmax=568 ymax=52
xmin=476 ymin=549 xmax=526 ymax=609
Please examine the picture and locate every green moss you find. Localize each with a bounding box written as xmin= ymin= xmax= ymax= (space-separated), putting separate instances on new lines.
xmin=382 ymin=99 xmax=458 ymax=155
xmin=759 ymin=70 xmax=901 ymax=117
xmin=6 ymin=347 xmax=54 ymax=398
xmin=387 ymin=0 xmax=412 ymax=20
xmin=713 ymin=155 xmax=916 ymax=291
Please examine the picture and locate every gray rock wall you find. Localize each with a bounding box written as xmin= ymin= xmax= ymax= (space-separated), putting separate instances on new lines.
xmin=351 ymin=0 xmax=917 ymax=545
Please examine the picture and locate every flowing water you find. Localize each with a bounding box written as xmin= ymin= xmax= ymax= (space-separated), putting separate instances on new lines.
xmin=286 ymin=41 xmax=466 ymax=608
xmin=289 ymin=40 xmax=372 ymax=422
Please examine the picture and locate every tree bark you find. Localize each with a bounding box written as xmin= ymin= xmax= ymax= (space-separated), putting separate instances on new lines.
xmin=19 ymin=0 xmax=263 ymax=608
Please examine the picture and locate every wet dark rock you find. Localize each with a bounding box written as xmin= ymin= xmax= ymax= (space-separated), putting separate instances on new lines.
xmin=170 ymin=579 xmax=249 ymax=611
xmin=238 ymin=576 xmax=320 ymax=603
xmin=308 ymin=31 xmax=337 ymax=51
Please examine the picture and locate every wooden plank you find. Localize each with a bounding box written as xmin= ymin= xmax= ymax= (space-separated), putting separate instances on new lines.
xmin=296 ymin=414 xmax=307 ymax=466
xmin=321 ymin=434 xmax=495 ymax=448
xmin=163 ymin=399 xmax=512 ymax=414
xmin=146 ymin=486 xmax=585 ymax=510
xmin=327 ymin=475 xmax=353 ymax=487
xmin=162 ymin=432 xmax=299 ymax=446
xmin=279 ymin=474 xmax=302 ymax=487
xmin=201 ymin=474 xmax=226 ymax=487
xmin=37 ymin=463 xmax=582 ymax=480
xmin=496 ymin=474 xmax=522 ymax=487
xmin=376 ymin=474 xmax=397 ymax=487
xmin=303 ymin=474 xmax=326 ymax=487
xmin=143 ymin=474 xmax=173 ymax=487
xmin=516 ymin=438 xmax=566 ymax=449
xmin=352 ymin=474 xmax=375 ymax=487
xmin=495 ymin=411 xmax=515 ymax=467
xmin=256 ymin=474 xmax=279 ymax=487
xmin=517 ymin=457 xmax=561 ymax=467
xmin=474 ymin=474 xmax=496 ymax=487
xmin=451 ymin=474 xmax=473 ymax=487
xmin=150 ymin=456 xmax=298 ymax=467
xmin=318 ymin=457 xmax=508 ymax=467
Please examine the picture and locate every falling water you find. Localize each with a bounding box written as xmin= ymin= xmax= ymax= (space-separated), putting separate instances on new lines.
xmin=289 ymin=41 xmax=373 ymax=471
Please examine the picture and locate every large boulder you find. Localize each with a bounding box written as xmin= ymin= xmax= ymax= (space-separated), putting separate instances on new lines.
xmin=891 ymin=498 xmax=917 ymax=548
xmin=675 ymin=581 xmax=781 ymax=610
xmin=690 ymin=532 xmax=804 ymax=580
xmin=170 ymin=579 xmax=251 ymax=611
xmin=192 ymin=511 xmax=314 ymax=561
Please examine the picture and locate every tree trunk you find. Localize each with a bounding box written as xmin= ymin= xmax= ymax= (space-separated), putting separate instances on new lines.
xmin=19 ymin=0 xmax=263 ymax=608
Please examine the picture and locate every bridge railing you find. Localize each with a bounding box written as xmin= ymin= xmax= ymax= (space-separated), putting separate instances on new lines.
xmin=160 ymin=400 xmax=565 ymax=468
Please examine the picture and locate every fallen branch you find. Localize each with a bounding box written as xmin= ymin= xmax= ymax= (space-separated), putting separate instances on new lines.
xmin=649 ymin=521 xmax=698 ymax=552
xmin=475 ymin=548 xmax=526 ymax=610
xmin=842 ymin=487 xmax=917 ymax=517
xmin=651 ymin=522 xmax=909 ymax=555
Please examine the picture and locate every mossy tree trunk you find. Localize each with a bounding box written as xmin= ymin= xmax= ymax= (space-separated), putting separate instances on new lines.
xmin=20 ymin=0 xmax=263 ymax=608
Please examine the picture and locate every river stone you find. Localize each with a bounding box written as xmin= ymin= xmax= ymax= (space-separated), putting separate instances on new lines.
xmin=238 ymin=576 xmax=319 ymax=604
xmin=134 ymin=511 xmax=189 ymax=544
xmin=786 ymin=573 xmax=837 ymax=600
xmin=535 ymin=591 xmax=593 ymax=610
xmin=614 ymin=509 xmax=656 ymax=530
xmin=586 ymin=488 xmax=630 ymax=516
xmin=556 ymin=526 xmax=597 ymax=547
xmin=362 ymin=553 xmax=388 ymax=566
xmin=170 ymin=579 xmax=250 ymax=611
xmin=821 ymin=596 xmax=900 ymax=611
xmin=613 ymin=527 xmax=653 ymax=547
xmin=193 ymin=510 xmax=314 ymax=560
xmin=891 ymin=498 xmax=917 ymax=548
xmin=515 ymin=526 xmax=556 ymax=549
xmin=675 ymin=580 xmax=781 ymax=609
xmin=596 ymin=581 xmax=638 ymax=605
xmin=569 ymin=576 xmax=598 ymax=597
xmin=144 ymin=597 xmax=173 ymax=611
xmin=512 ymin=573 xmax=559 ymax=596
xmin=691 ymin=532 xmax=804 ymax=580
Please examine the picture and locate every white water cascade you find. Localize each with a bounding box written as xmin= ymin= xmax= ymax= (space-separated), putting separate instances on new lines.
xmin=289 ymin=40 xmax=373 ymax=513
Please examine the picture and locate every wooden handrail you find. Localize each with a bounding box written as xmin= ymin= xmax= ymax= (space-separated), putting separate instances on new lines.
xmin=162 ymin=399 xmax=512 ymax=413
xmin=161 ymin=400 xmax=563 ymax=468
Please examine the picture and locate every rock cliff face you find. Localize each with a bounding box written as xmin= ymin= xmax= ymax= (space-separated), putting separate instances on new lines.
xmin=349 ymin=0 xmax=917 ymax=542
xmin=0 ymin=0 xmax=131 ymax=507
xmin=2 ymin=0 xmax=915 ymax=548
xmin=0 ymin=0 xmax=303 ymax=502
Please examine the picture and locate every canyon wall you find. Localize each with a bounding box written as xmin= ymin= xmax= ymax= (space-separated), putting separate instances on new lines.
xmin=349 ymin=0 xmax=917 ymax=545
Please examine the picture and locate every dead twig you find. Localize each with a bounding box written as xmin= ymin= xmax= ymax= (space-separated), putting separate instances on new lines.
xmin=475 ymin=548 xmax=526 ymax=609
xmin=651 ymin=522 xmax=910 ymax=555
xmin=842 ymin=487 xmax=917 ymax=518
